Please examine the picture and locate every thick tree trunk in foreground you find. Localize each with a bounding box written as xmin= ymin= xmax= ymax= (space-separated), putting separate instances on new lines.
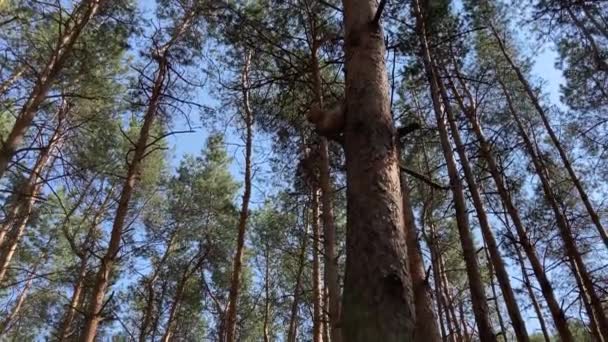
xmin=412 ymin=1 xmax=495 ymax=339
xmin=0 ymin=0 xmax=102 ymax=178
xmin=225 ymin=51 xmax=254 ymax=342
xmin=340 ymin=0 xmax=415 ymax=340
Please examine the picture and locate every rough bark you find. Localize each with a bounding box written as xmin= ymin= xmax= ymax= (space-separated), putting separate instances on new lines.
xmin=0 ymin=0 xmax=102 ymax=177
xmin=340 ymin=0 xmax=416 ymax=340
xmin=225 ymin=51 xmax=254 ymax=342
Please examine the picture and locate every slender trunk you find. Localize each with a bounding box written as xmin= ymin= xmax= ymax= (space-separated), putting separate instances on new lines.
xmin=459 ymin=301 xmax=470 ymax=342
xmin=0 ymin=249 xmax=47 ymax=336
xmin=565 ymin=7 xmax=608 ymax=70
xmin=151 ymin=278 xmax=169 ymax=342
xmin=287 ymin=221 xmax=309 ymax=342
xmin=57 ymin=256 xmax=88 ymax=341
xmin=0 ymin=65 xmax=25 ymax=96
xmin=309 ymin=38 xmax=342 ymax=342
xmin=225 ymin=51 xmax=254 ymax=342
xmin=80 ymin=55 xmax=168 ymax=342
xmin=485 ymin=246 xmax=507 ymax=342
xmin=0 ymin=0 xmax=102 ymax=177
xmin=447 ymin=64 xmax=575 ymax=341
xmin=312 ymin=189 xmax=324 ymax=342
xmin=570 ymin=257 xmax=605 ymax=342
xmin=500 ymin=79 xmax=608 ymax=340
xmin=341 ymin=0 xmax=415 ymax=339
xmin=514 ymin=246 xmax=551 ymax=342
xmin=439 ymin=255 xmax=463 ymax=342
xmin=426 ymin=228 xmax=448 ymax=341
xmin=161 ymin=273 xmax=187 ymax=342
xmin=263 ymin=243 xmax=271 ymax=342
xmin=436 ymin=64 xmax=529 ymax=341
xmin=492 ymin=24 xmax=608 ymax=251
xmin=0 ymin=114 xmax=64 ymax=283
xmin=400 ymin=175 xmax=441 ymax=341
xmin=413 ymin=1 xmax=494 ymax=339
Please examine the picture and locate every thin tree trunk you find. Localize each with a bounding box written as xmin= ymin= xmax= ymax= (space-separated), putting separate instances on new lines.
xmin=0 ymin=247 xmax=47 ymax=336
xmin=287 ymin=221 xmax=309 ymax=342
xmin=491 ymin=24 xmax=608 ymax=251
xmin=80 ymin=55 xmax=169 ymax=342
xmin=309 ymin=35 xmax=342 ymax=342
xmin=400 ymin=174 xmax=441 ymax=341
xmin=435 ymin=64 xmax=529 ymax=341
xmin=413 ymin=1 xmax=495 ymax=339
xmin=565 ymin=7 xmax=608 ymax=70
xmin=263 ymin=242 xmax=271 ymax=342
xmin=569 ymin=256 xmax=604 ymax=342
xmin=312 ymin=188 xmax=324 ymax=342
xmin=425 ymin=226 xmax=449 ymax=341
xmin=340 ymin=0 xmax=416 ymax=339
xmin=438 ymin=254 xmax=463 ymax=342
xmin=446 ymin=63 xmax=575 ymax=341
xmin=0 ymin=110 xmax=65 ymax=283
xmin=500 ymin=79 xmax=608 ymax=340
xmin=56 ymin=256 xmax=88 ymax=341
xmin=225 ymin=51 xmax=254 ymax=342
xmin=514 ymin=246 xmax=551 ymax=342
xmin=0 ymin=0 xmax=102 ymax=177
xmin=0 ymin=65 xmax=25 ymax=96
xmin=484 ymin=246 xmax=507 ymax=342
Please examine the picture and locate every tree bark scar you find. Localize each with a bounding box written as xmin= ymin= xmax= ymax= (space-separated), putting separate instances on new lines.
xmin=384 ymin=273 xmax=405 ymax=299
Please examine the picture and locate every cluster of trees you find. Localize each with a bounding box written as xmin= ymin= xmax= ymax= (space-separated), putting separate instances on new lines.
xmin=0 ymin=0 xmax=606 ymax=340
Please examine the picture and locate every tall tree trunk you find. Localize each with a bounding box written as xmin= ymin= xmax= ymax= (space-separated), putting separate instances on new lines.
xmin=514 ymin=245 xmax=551 ymax=342
xmin=446 ymin=64 xmax=575 ymax=341
xmin=287 ymin=221 xmax=309 ymax=342
xmin=0 ymin=109 xmax=65 ymax=283
xmin=500 ymin=79 xmax=608 ymax=340
xmin=340 ymin=0 xmax=415 ymax=339
xmin=263 ymin=241 xmax=271 ymax=342
xmin=225 ymin=51 xmax=254 ymax=342
xmin=80 ymin=55 xmax=168 ymax=342
xmin=0 ymin=0 xmax=102 ymax=177
xmin=569 ymin=256 xmax=605 ymax=342
xmin=435 ymin=65 xmax=529 ymax=341
xmin=412 ymin=1 xmax=495 ymax=339
xmin=484 ymin=246 xmax=507 ymax=342
xmin=425 ymin=226 xmax=449 ymax=341
xmin=491 ymin=24 xmax=608 ymax=250
xmin=312 ymin=188 xmax=324 ymax=342
xmin=309 ymin=34 xmax=342 ymax=342
xmin=400 ymin=174 xmax=441 ymax=341
xmin=57 ymin=256 xmax=88 ymax=341
xmin=438 ymin=253 xmax=463 ymax=342
xmin=0 ymin=247 xmax=47 ymax=336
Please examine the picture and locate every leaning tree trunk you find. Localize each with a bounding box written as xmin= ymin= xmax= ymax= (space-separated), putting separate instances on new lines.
xmin=340 ymin=0 xmax=416 ymax=340
xmin=445 ymin=58 xmax=574 ymax=341
xmin=0 ymin=108 xmax=65 ymax=283
xmin=0 ymin=0 xmax=102 ymax=178
xmin=412 ymin=1 xmax=495 ymax=339
xmin=80 ymin=55 xmax=168 ymax=342
xmin=491 ymin=24 xmax=608 ymax=251
xmin=225 ymin=51 xmax=254 ymax=342
xmin=500 ymin=79 xmax=608 ymax=340
xmin=287 ymin=220 xmax=309 ymax=342
xmin=435 ymin=65 xmax=528 ymax=341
